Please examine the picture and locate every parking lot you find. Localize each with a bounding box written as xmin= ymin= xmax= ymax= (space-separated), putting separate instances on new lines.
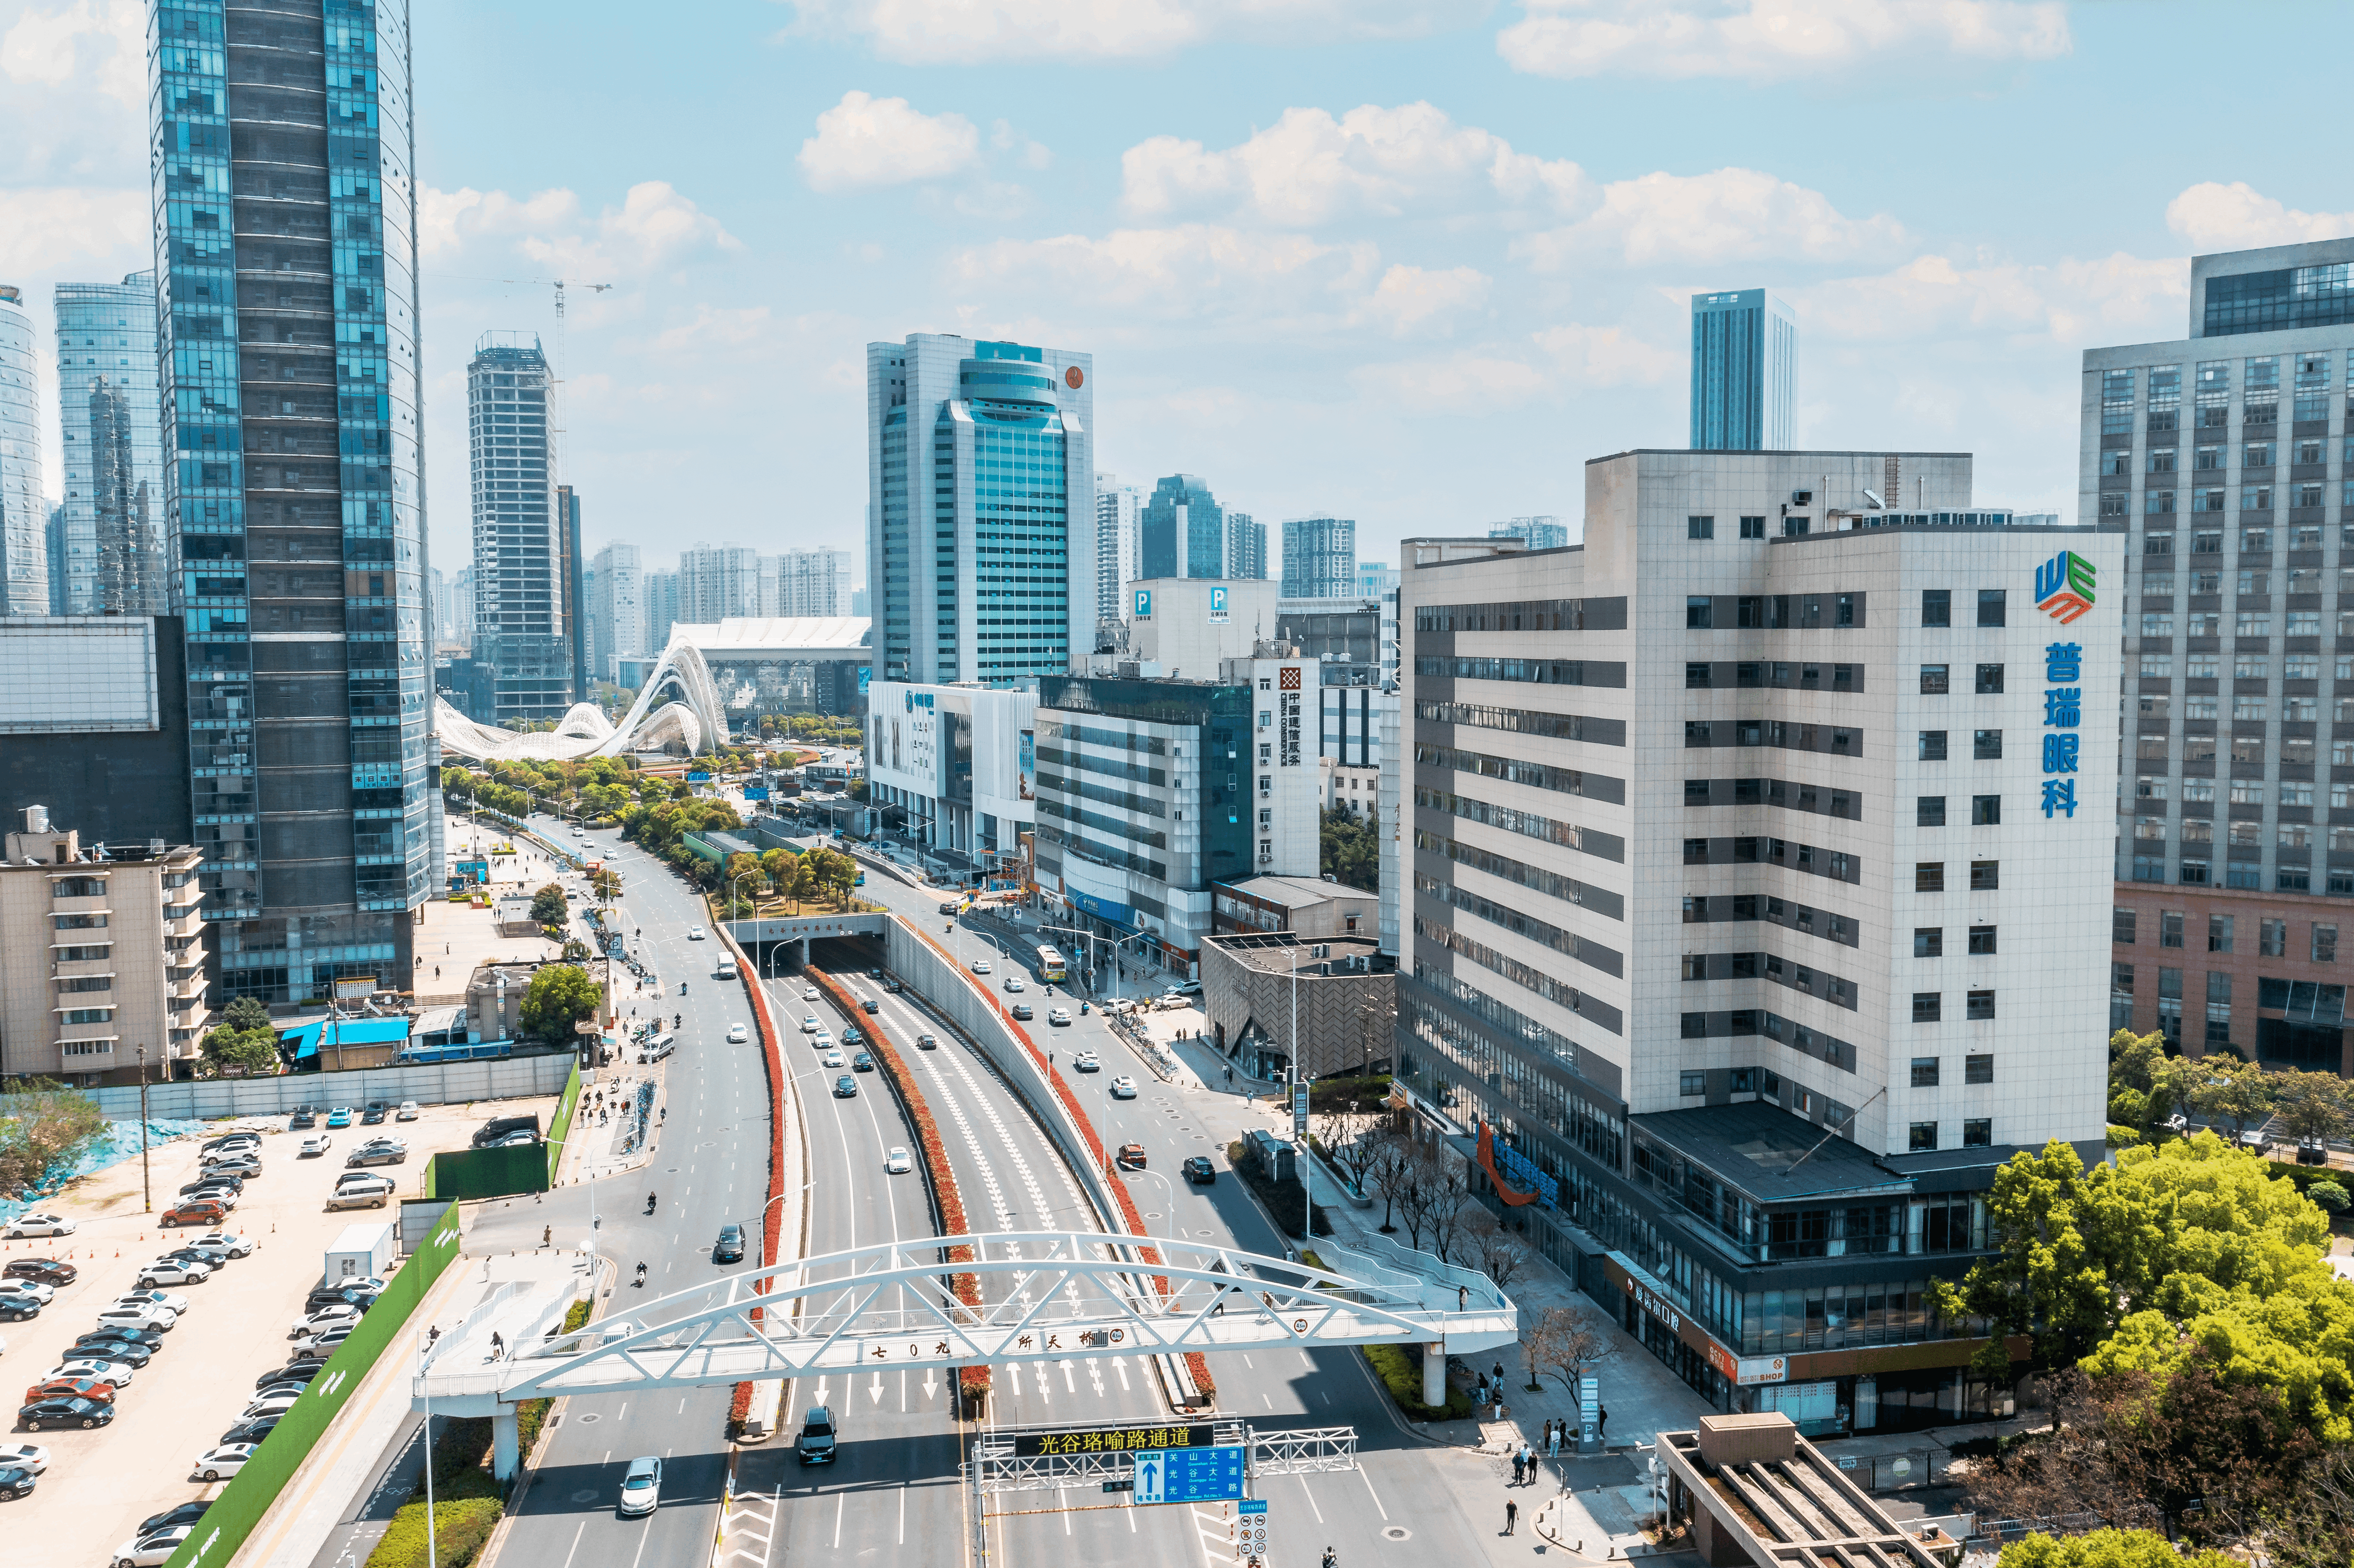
xmin=2 ymin=1093 xmax=553 ymax=1566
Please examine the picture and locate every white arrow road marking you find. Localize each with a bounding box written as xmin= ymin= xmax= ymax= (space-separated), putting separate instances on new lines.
xmin=1085 ymin=1357 xmax=1105 ymax=1395
xmin=869 ymin=1371 xmax=884 ymax=1404
xmin=1060 ymin=1361 xmax=1076 ymax=1393
xmin=1114 ymin=1357 xmax=1131 ymax=1392
xmin=814 ymin=1378 xmax=828 ymax=1407
xmin=923 ymin=1369 xmax=940 ymax=1399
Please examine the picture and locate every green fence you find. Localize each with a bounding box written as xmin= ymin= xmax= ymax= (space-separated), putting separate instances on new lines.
xmin=544 ymin=1058 xmax=582 ymax=1188
xmin=167 ymin=1199 xmax=465 ymax=1568
xmin=425 ymin=1141 xmax=551 ymax=1201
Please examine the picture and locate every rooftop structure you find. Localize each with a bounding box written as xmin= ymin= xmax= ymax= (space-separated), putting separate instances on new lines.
xmin=1658 ymin=1412 xmax=1952 ymax=1568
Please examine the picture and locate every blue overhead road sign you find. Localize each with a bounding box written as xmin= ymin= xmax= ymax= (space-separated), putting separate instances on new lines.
xmin=1133 ymin=1445 xmax=1246 ymax=1505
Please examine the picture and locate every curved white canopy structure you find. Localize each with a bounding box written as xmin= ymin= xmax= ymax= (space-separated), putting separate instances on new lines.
xmin=437 ymin=639 xmax=735 ymax=762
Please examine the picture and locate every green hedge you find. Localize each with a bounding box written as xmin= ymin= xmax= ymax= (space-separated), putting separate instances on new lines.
xmin=365 ymin=1498 xmax=504 ymax=1568
xmin=1362 ymin=1342 xmax=1473 ymax=1422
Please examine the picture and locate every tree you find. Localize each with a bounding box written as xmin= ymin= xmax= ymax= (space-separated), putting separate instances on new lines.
xmin=1318 ymin=806 xmax=1379 ymax=892
xmin=0 ymin=1079 xmax=108 ymax=1195
xmin=1531 ymin=1305 xmax=1616 ymax=1397
xmin=1321 ymin=1108 xmax=1385 ymax=1198
xmin=1998 ymin=1529 xmax=2234 ymax=1568
xmin=518 ymin=964 xmax=602 ymax=1045
xmin=201 ymin=1021 xmax=280 ymax=1077
xmin=2272 ymin=1070 xmax=2352 ymax=1147
xmin=1423 ymin=1154 xmax=1472 ymax=1266
xmin=529 ymin=882 xmax=569 ymax=928
xmin=1367 ymin=1136 xmax=1415 ymax=1234
xmin=1390 ymin=1142 xmax=1442 ymax=1252
xmin=590 ymin=868 xmax=622 ymax=903
xmin=1463 ymin=1207 xmax=1532 ymax=1293
xmin=221 ymin=995 xmax=272 ymax=1033
xmin=2191 ymin=1056 xmax=2277 ymax=1138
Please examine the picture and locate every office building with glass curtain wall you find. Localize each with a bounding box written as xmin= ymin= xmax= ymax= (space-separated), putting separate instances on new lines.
xmin=56 ymin=274 xmax=168 ymax=615
xmin=868 ymin=333 xmax=1093 ymax=688
xmin=2090 ymin=238 xmax=2354 ymax=1077
xmin=467 ymin=335 xmax=573 ymax=723
xmin=1691 ymin=290 xmax=1797 ymax=452
xmin=151 ymin=0 xmax=435 ymax=1003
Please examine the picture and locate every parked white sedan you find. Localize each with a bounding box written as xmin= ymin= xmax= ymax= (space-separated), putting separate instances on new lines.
xmin=137 ymin=1259 xmax=213 ymax=1288
xmin=3 ymin=1213 xmax=75 ymax=1239
xmin=193 ymin=1442 xmax=256 ymax=1481
xmin=299 ymin=1135 xmax=333 ymax=1157
xmin=0 ymin=1443 xmax=50 ymax=1475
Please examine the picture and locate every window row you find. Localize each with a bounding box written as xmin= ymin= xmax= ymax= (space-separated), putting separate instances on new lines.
xmin=1684 ymin=777 xmax=1859 ymax=820
xmin=2128 ymin=777 xmax=2334 ymax=805
xmin=1680 ymin=892 xmax=1858 ymax=947
xmin=1683 ymin=719 xmax=1861 ymax=756
xmin=1681 ymin=836 xmax=1861 ymax=884
xmin=1916 ymin=795 xmax=2003 ymax=827
xmin=1908 ymin=1054 xmax=1996 ymax=1086
xmin=1910 ymin=991 xmax=1996 ymax=1022
xmin=2137 ymin=522 xmax=2339 ymax=547
xmin=1909 ymin=1120 xmax=1995 ymax=1150
xmin=2140 ymin=567 xmax=2349 ymax=596
xmin=2123 ymin=858 xmax=2350 ymax=895
xmin=1918 ymin=729 xmax=2005 ymax=760
xmin=2136 ymin=611 xmax=2335 ymax=637
xmin=1913 ymin=926 xmax=1998 ymax=957
xmin=2129 ymin=816 xmax=2354 ymax=852
xmin=1678 ymin=950 xmax=1859 ymax=1010
xmin=1914 ymin=861 xmax=2002 ymax=892
xmin=1684 ymin=592 xmax=1865 ymax=630
xmin=1918 ymin=663 xmax=2007 ymax=694
xmin=2099 ymin=437 xmax=2352 ymax=476
xmin=1685 ymin=515 xmax=1769 ymax=540
xmin=1683 ymin=660 xmax=1861 ymax=691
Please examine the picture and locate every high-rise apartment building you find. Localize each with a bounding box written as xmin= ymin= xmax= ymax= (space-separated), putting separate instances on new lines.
xmin=467 ymin=335 xmax=570 ymax=723
xmin=588 ymin=540 xmax=643 ymax=683
xmin=2088 ymin=238 xmax=2354 ymax=1076
xmin=1397 ymin=450 xmax=2117 ymax=1428
xmin=0 ymin=283 xmax=45 ymax=615
xmin=776 ymin=547 xmax=852 ymax=618
xmin=643 ymin=569 xmax=679 ymax=658
xmin=151 ymin=0 xmax=434 ymax=1003
xmin=56 ymin=274 xmax=166 ymax=614
xmin=1095 ymin=473 xmax=1142 ymax=625
xmin=1227 ymin=511 xmax=1268 ymax=581
xmin=443 ymin=565 xmax=473 ymax=653
xmin=1490 ymin=516 xmax=1568 ymax=551
xmin=867 ymin=333 xmax=1093 ymax=686
xmin=1141 ymin=473 xmax=1225 ymax=581
xmin=557 ymin=484 xmax=585 ymax=703
xmin=1356 ymin=560 xmax=1398 ymax=599
xmin=678 ymin=541 xmax=765 ymax=622
xmin=1691 ymin=289 xmax=1798 ymax=451
xmin=1282 ymin=516 xmax=1357 ymax=599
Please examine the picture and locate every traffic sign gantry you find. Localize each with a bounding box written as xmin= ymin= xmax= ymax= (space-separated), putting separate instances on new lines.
xmin=1132 ymin=1445 xmax=1245 ymax=1506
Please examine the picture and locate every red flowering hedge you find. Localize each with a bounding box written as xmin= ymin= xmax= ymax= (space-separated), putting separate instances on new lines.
xmin=809 ymin=966 xmax=989 ymax=1400
xmin=903 ymin=920 xmax=1218 ymax=1406
xmin=721 ymin=925 xmax=789 ymax=1433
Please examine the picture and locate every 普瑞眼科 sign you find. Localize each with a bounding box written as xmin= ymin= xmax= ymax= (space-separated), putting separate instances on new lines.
xmin=2033 ymin=549 xmax=2096 ymax=624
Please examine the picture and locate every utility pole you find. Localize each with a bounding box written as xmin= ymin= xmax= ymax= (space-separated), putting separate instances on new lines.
xmin=137 ymin=1043 xmax=152 ymax=1213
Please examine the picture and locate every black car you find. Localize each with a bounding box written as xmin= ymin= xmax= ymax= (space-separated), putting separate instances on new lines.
xmin=885 ymin=979 xmax=905 ymax=994
xmin=1011 ymin=1003 xmax=1033 ymax=1020
xmin=915 ymin=1033 xmax=937 ymax=1051
xmin=19 ymin=1396 xmax=112 ymax=1431
xmin=220 ymin=1413 xmax=282 ymax=1447
xmin=0 ymin=1300 xmax=39 ymax=1324
xmin=852 ymin=1052 xmax=875 ymax=1072
xmin=270 ymin=1360 xmax=329 ymax=1386
xmin=1 ymin=1259 xmax=73 ymax=1285
xmin=180 ymin=1174 xmax=242 ymax=1197
xmin=842 ymin=1027 xmax=862 ymax=1045
xmin=69 ymin=1336 xmax=154 ymax=1368
xmin=305 ymin=1285 xmax=380 ymax=1313
xmin=139 ymin=1502 xmax=209 ymax=1537
xmin=0 ymin=1464 xmax=33 ymax=1499
xmin=361 ymin=1102 xmax=389 ymax=1125
xmin=713 ymin=1224 xmax=746 ymax=1264
xmin=1182 ymin=1155 xmax=1217 ymax=1185
xmin=81 ymin=1325 xmax=164 ymax=1353
xmin=288 ymin=1106 xmax=318 ymax=1129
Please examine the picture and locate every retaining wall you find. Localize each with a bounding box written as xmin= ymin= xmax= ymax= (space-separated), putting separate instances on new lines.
xmin=3 ymin=1052 xmax=576 ymax=1124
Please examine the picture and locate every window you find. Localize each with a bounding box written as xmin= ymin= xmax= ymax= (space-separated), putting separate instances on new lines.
xmin=1914 ymin=927 xmax=1944 ymax=958
xmin=1921 ymin=589 xmax=1951 ymax=627
xmin=1919 ymin=663 xmax=1950 ymax=694
xmin=1739 ymin=515 xmax=1766 ymax=539
xmin=1909 ymin=1122 xmax=1938 ymax=1151
xmin=1970 ymin=860 xmax=2000 ymax=890
xmin=2161 ymin=910 xmax=2185 ymax=948
xmin=1911 ymin=1056 xmax=1940 ymax=1087
xmin=2209 ymin=913 xmax=2234 ymax=953
xmin=1919 ymin=731 xmax=1949 ymax=761
xmin=1971 ymin=795 xmax=2001 ymax=826
xmin=1977 ymin=589 xmax=2007 ymax=627
xmin=1968 ymin=925 xmax=1997 ymax=955
xmin=1916 ymin=796 xmax=1946 ymax=827
xmin=2318 ymin=924 xmax=2339 ymax=964
xmin=1912 ymin=992 xmax=1943 ymax=1022
xmin=1973 ymin=730 xmax=2003 ymax=760
xmin=1965 ymin=1054 xmax=1994 ymax=1084
xmin=1966 ymin=989 xmax=1996 ymax=1020
xmin=2114 ymin=906 xmax=2138 ymax=944
xmin=1686 ymin=596 xmax=1714 ymax=628
xmin=1679 ymin=1070 xmax=1706 ymax=1096
xmin=1915 ymin=862 xmax=1945 ymax=893
xmin=1688 ymin=516 xmax=1715 ymax=540
xmin=1962 ymin=1119 xmax=1992 ymax=1148
xmin=2261 ymin=917 xmax=2287 ymax=957
xmin=1685 ymin=661 xmax=1711 ymax=689
xmin=1975 ymin=664 xmax=2005 ymax=694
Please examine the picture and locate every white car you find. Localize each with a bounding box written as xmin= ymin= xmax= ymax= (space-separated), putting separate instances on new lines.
xmin=1048 ymin=1008 xmax=1071 ymax=1026
xmin=687 ymin=927 xmax=707 ymax=941
xmin=1109 ymin=1076 xmax=1139 ymax=1099
xmin=93 ymin=1305 xmax=175 ymax=1333
xmin=240 ymin=1391 xmax=302 ymax=1420
xmin=813 ymin=1031 xmax=835 ymax=1051
xmin=801 ymin=986 xmax=819 ymax=1000
xmin=971 ymin=959 xmax=992 ymax=975
xmin=884 ymin=1148 xmax=912 ymax=1175
xmin=137 ymin=1259 xmax=214 ymax=1288
xmin=726 ymin=1024 xmax=748 ymax=1043
xmin=112 ymin=1525 xmax=193 ymax=1567
xmin=194 ymin=1442 xmax=255 ymax=1481
xmin=619 ymin=1454 xmax=663 ymax=1516
xmin=4 ymin=1213 xmax=75 ymax=1239
xmin=294 ymin=1304 xmax=364 ymax=1335
xmin=50 ymin=1357 xmax=136 ymax=1387
xmin=0 ymin=1443 xmax=49 ymax=1475
xmin=294 ymin=1322 xmax=355 ymax=1355
xmin=115 ymin=1288 xmax=191 ymax=1314
xmin=800 ymin=1015 xmax=820 ymax=1033
xmin=300 ymin=1135 xmax=333 ymax=1156
xmin=194 ymin=1229 xmax=255 ymax=1257
xmin=1072 ymin=1052 xmax=1101 ymax=1073
xmin=822 ymin=1050 xmax=846 ymax=1069
xmin=0 ymin=1280 xmax=54 ymax=1304
xmin=396 ymin=1101 xmax=420 ymax=1121
xmin=1003 ymin=976 xmax=1025 ymax=992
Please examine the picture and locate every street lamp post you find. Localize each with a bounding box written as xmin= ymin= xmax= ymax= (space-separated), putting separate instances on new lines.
xmin=136 ymin=1043 xmax=152 ymax=1213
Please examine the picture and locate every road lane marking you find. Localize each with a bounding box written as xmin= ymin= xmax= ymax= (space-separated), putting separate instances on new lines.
xmin=1358 ymin=1465 xmax=1390 ymax=1521
xmin=1297 ymin=1472 xmax=1325 ymax=1524
xmin=899 ymin=1481 xmax=907 ymax=1545
xmin=557 ymin=1520 xmax=585 ymax=1568
xmin=833 ymin=1490 xmax=845 ymax=1550
xmin=1058 ymin=1487 xmax=1072 ymax=1535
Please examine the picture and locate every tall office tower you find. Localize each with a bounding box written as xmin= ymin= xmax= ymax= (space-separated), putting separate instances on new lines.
xmin=467 ymin=335 xmax=570 ymax=722
xmin=678 ymin=541 xmax=765 ymax=621
xmin=642 ymin=569 xmax=679 ymax=656
xmin=1140 ymin=474 xmax=1224 ymax=581
xmin=1398 ymin=451 xmax=2118 ymax=1426
xmin=45 ymin=505 xmax=69 ymax=613
xmin=588 ymin=540 xmax=643 ymax=683
xmin=867 ymin=333 xmax=1094 ymax=686
xmin=1227 ymin=511 xmax=1268 ymax=581
xmin=1490 ymin=516 xmax=1568 ymax=551
xmin=1356 ymin=560 xmax=1398 ymax=599
xmin=0 ymin=284 xmax=45 ymax=615
xmin=56 ymin=274 xmax=165 ymax=613
xmin=1281 ymin=515 xmax=1356 ymax=599
xmin=557 ymin=484 xmax=585 ymax=702
xmin=428 ymin=565 xmax=445 ymax=644
xmin=776 ymin=547 xmax=852 ymax=617
xmin=151 ymin=0 xmax=432 ymax=1002
xmin=2089 ymin=238 xmax=2354 ymax=1076
xmin=445 ymin=564 xmax=474 ymax=653
xmin=1093 ymin=473 xmax=1142 ymax=623
xmin=1690 ymin=289 xmax=1797 ymax=451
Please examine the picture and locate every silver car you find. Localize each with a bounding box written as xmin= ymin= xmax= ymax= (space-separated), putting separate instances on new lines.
xmin=619 ymin=1454 xmax=662 ymax=1516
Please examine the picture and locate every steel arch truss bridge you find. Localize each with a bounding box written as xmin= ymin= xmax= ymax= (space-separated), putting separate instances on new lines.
xmin=417 ymin=1231 xmax=1517 ymax=1412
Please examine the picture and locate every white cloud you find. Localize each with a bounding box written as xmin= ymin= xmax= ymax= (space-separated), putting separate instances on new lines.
xmin=1363 ymin=264 xmax=1491 ymax=337
xmin=2 ymin=0 xmax=142 ymax=99
xmin=1515 ymin=167 xmax=1907 ymax=268
xmin=1122 ymin=102 xmax=1594 ymax=225
xmin=420 ymin=181 xmax=739 ymax=275
xmin=1351 ymin=351 xmax=1552 ymax=413
xmin=2165 ymin=182 xmax=2354 ymax=254
xmin=1532 ymin=321 xmax=1675 ymax=386
xmin=950 ymin=224 xmax=1382 ymax=330
xmin=1788 ymin=249 xmax=2183 ymax=346
xmin=0 ymin=0 xmax=148 ymax=185
xmin=798 ymin=90 xmax=982 ymax=192
xmin=782 ymin=0 xmax=1484 ymax=64
xmin=0 ymin=184 xmax=147 ymax=277
xmin=1498 ymin=0 xmax=2070 ymax=82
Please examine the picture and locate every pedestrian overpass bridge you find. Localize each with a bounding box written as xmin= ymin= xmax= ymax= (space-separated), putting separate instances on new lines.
xmin=417 ymin=1230 xmax=1516 ymax=1440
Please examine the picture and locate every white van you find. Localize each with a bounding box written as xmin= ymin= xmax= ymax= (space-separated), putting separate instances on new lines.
xmin=716 ymin=960 xmax=738 ymax=980
xmin=641 ymin=1033 xmax=678 ymax=1063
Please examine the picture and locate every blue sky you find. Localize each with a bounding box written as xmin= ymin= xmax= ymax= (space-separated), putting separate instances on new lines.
xmin=6 ymin=0 xmax=2354 ymax=586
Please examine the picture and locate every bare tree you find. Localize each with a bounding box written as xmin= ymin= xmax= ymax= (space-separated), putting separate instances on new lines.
xmin=1424 ymin=1157 xmax=1473 ymax=1266
xmin=1519 ymin=1307 xmax=1565 ymax=1394
xmin=1536 ymin=1306 xmax=1617 ymax=1398
xmin=1367 ymin=1137 xmax=1415 ymax=1235
xmin=1323 ymin=1105 xmax=1385 ymax=1198
xmin=1464 ymin=1207 xmax=1533 ymax=1294
xmin=1391 ymin=1142 xmax=1441 ymax=1252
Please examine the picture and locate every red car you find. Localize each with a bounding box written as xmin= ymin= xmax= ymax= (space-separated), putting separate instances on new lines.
xmin=23 ymin=1376 xmax=116 ymax=1407
xmin=0 ymin=1259 xmax=74 ymax=1286
xmin=160 ymin=1200 xmax=227 ymax=1229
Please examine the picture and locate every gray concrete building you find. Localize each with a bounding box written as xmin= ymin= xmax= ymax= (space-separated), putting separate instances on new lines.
xmin=1201 ymin=930 xmax=1395 ymax=1081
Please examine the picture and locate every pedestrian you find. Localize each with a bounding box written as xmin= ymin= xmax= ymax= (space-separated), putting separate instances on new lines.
xmin=1511 ymin=1450 xmax=1524 ymax=1485
xmin=1520 ymin=1442 xmax=1534 ymax=1481
xmin=1458 ymin=1284 xmax=1468 ymax=1312
xmin=1599 ymin=1404 xmax=1609 ymax=1437
xmin=490 ymin=1330 xmax=504 ymax=1359
xmin=1493 ymin=1361 xmax=1505 ymax=1388
xmin=542 ymin=1225 xmax=551 ymax=1248
xmin=1504 ymin=1499 xmax=1517 ymax=1536
xmin=1548 ymin=1420 xmax=1560 ymax=1458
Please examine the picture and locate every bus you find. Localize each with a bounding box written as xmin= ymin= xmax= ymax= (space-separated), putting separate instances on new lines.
xmin=1028 ymin=941 xmax=1068 ymax=984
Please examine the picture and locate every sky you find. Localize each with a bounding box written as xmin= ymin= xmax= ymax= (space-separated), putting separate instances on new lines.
xmin=7 ymin=0 xmax=2354 ymax=591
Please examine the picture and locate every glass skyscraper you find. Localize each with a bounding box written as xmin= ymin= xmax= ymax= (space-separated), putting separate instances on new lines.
xmin=0 ymin=283 xmax=44 ymax=615
xmin=151 ymin=0 xmax=433 ymax=1003
xmin=867 ymin=333 xmax=1093 ymax=686
xmin=467 ymin=334 xmax=571 ymax=722
xmin=1690 ymin=289 xmax=1797 ymax=451
xmin=56 ymin=273 xmax=167 ymax=613
xmin=1140 ymin=473 xmax=1225 ymax=581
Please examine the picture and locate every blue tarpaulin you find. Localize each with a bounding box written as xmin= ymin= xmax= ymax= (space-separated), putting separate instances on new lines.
xmin=279 ymin=1017 xmax=413 ymax=1061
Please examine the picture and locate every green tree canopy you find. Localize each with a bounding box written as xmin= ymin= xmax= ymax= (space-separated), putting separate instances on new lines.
xmin=1319 ymin=806 xmax=1379 ymax=892
xmin=0 ymin=1079 xmax=108 ymax=1194
xmin=1999 ymin=1527 xmax=2233 ymax=1568
xmin=529 ymin=882 xmax=570 ymax=927
xmin=518 ymin=964 xmax=602 ymax=1044
xmin=201 ymin=1021 xmax=280 ymax=1077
